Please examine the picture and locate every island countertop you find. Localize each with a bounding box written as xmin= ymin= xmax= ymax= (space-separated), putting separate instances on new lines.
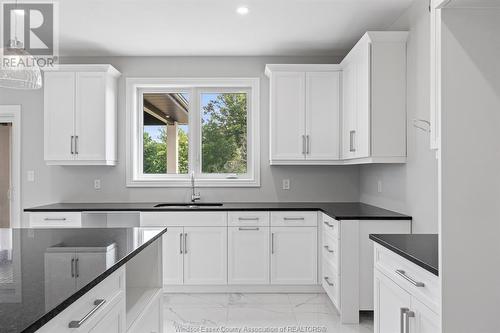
xmin=369 ymin=233 xmax=439 ymax=276
xmin=24 ymin=202 xmax=411 ymax=221
xmin=0 ymin=227 xmax=167 ymax=333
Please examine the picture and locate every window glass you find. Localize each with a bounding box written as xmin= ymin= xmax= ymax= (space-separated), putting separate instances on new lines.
xmin=142 ymin=92 xmax=189 ymax=174
xmin=200 ymin=92 xmax=248 ymax=174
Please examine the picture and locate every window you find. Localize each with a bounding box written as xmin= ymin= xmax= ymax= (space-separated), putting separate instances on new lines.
xmin=127 ymin=78 xmax=260 ymax=187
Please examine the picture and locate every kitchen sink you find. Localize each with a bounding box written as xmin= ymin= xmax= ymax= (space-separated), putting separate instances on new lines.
xmin=153 ymin=203 xmax=223 ymax=208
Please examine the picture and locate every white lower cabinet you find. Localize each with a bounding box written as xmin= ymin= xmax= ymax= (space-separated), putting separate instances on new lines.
xmin=162 ymin=227 xmax=184 ymax=285
xmin=374 ymin=244 xmax=440 ymax=333
xmin=270 ymin=226 xmax=317 ymax=285
xmin=160 ymin=226 xmax=228 ymax=286
xmin=374 ymin=269 xmax=412 ymax=333
xmin=228 ymin=226 xmax=270 ymax=284
xmin=183 ymin=227 xmax=227 ymax=285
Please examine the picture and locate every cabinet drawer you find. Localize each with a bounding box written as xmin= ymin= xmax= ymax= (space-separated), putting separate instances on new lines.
xmin=271 ymin=211 xmax=317 ymax=227
xmin=322 ymin=214 xmax=339 ymax=239
xmin=322 ymin=232 xmax=339 ymax=268
xmin=228 ymin=211 xmax=270 ymax=227
xmin=140 ymin=212 xmax=227 ymax=227
xmin=322 ymin=259 xmax=340 ymax=309
xmin=29 ymin=212 xmax=82 ymax=228
xmin=374 ymin=244 xmax=440 ymax=313
xmin=38 ymin=267 xmax=125 ymax=332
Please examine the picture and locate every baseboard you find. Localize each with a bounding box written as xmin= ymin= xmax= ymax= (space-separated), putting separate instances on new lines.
xmin=163 ymin=284 xmax=324 ymax=293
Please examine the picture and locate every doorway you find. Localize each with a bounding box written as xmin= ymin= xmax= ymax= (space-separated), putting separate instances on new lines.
xmin=0 ymin=106 xmax=20 ymax=228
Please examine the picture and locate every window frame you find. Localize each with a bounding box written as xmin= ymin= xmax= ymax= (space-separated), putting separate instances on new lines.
xmin=126 ymin=77 xmax=260 ymax=187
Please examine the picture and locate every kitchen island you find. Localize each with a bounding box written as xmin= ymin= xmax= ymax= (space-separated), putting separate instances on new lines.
xmin=0 ymin=227 xmax=166 ymax=333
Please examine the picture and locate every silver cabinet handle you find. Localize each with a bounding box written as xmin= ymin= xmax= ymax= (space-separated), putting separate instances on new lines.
xmin=70 ymin=136 xmax=75 ymax=155
xmin=302 ymin=135 xmax=306 ymax=155
xmin=44 ymin=217 xmax=67 ymax=221
xmin=283 ymin=217 xmax=305 ymax=221
xmin=396 ymin=270 xmax=425 ymax=287
xmin=400 ymin=308 xmax=415 ymax=333
xmin=75 ymin=135 xmax=79 ymax=154
xmin=69 ymin=299 xmax=106 ymax=328
xmin=184 ymin=233 xmax=188 ymax=254
xmin=323 ymin=221 xmax=334 ymax=228
xmin=75 ymin=258 xmax=79 ymax=278
xmin=306 ymin=135 xmax=310 ymax=154
xmin=324 ymin=245 xmax=334 ymax=254
xmin=71 ymin=258 xmax=75 ymax=278
xmin=324 ymin=277 xmax=334 ymax=287
xmin=349 ymin=130 xmax=356 ymax=152
xmin=238 ymin=227 xmax=260 ymax=231
xmin=238 ymin=217 xmax=259 ymax=221
xmin=271 ymin=233 xmax=275 ymax=254
xmin=179 ymin=233 xmax=183 ymax=254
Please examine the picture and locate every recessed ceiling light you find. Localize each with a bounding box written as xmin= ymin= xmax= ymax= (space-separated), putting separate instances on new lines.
xmin=236 ymin=6 xmax=249 ymax=15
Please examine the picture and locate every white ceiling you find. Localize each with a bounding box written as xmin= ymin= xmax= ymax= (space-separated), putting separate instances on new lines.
xmin=57 ymin=0 xmax=414 ymax=57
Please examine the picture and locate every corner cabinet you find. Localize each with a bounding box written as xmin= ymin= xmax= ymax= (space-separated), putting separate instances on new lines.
xmin=341 ymin=32 xmax=408 ymax=164
xmin=43 ymin=65 xmax=121 ymax=166
xmin=266 ymin=31 xmax=408 ymax=166
xmin=266 ymin=65 xmax=341 ymax=165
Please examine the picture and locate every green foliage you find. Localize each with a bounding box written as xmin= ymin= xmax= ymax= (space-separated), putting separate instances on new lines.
xmin=143 ymin=93 xmax=247 ymax=175
xmin=202 ymin=93 xmax=247 ymax=173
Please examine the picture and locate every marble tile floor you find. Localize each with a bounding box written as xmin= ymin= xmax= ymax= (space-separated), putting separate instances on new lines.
xmin=164 ymin=293 xmax=373 ymax=333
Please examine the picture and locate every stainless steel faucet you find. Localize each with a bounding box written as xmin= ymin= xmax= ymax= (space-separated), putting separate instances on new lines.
xmin=190 ymin=172 xmax=201 ymax=202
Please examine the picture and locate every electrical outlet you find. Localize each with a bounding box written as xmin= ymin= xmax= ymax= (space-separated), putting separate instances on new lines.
xmin=377 ymin=180 xmax=383 ymax=193
xmin=27 ymin=170 xmax=35 ymax=182
xmin=282 ymin=179 xmax=290 ymax=190
xmin=94 ymin=179 xmax=101 ymax=191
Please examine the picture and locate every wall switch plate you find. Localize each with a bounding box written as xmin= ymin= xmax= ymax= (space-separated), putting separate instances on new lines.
xmin=94 ymin=179 xmax=101 ymax=190
xmin=282 ymin=179 xmax=290 ymax=190
xmin=27 ymin=170 xmax=35 ymax=182
xmin=377 ymin=180 xmax=383 ymax=193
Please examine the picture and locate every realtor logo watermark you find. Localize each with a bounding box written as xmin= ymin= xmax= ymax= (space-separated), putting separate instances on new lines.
xmin=1 ymin=1 xmax=59 ymax=68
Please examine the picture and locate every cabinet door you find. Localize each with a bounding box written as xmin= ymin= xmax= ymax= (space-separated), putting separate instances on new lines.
xmin=75 ymin=72 xmax=107 ymax=161
xmin=270 ymin=227 xmax=317 ymax=285
xmin=354 ymin=42 xmax=371 ymax=159
xmin=163 ymin=227 xmax=184 ymax=285
xmin=374 ymin=269 xmax=412 ymax=333
xmin=44 ymin=71 xmax=75 ymax=161
xmin=76 ymin=252 xmax=109 ymax=289
xmin=305 ymin=71 xmax=340 ymax=161
xmin=412 ymin=298 xmax=440 ymax=333
xmin=342 ymin=62 xmax=357 ymax=159
xmin=228 ymin=226 xmax=269 ymax=285
xmin=88 ymin=295 xmax=126 ymax=333
xmin=270 ymin=71 xmax=306 ymax=162
xmin=183 ymin=227 xmax=227 ymax=285
xmin=44 ymin=252 xmax=76 ymax=311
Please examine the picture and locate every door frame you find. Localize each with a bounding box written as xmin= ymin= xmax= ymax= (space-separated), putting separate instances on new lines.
xmin=0 ymin=105 xmax=21 ymax=228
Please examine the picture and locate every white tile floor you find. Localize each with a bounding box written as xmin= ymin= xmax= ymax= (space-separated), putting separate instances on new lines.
xmin=164 ymin=293 xmax=374 ymax=333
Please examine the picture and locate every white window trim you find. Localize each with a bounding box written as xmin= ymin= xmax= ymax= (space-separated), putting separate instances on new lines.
xmin=126 ymin=77 xmax=260 ymax=187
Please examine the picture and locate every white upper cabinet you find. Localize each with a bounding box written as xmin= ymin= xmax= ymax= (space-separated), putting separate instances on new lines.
xmin=43 ymin=65 xmax=120 ymax=166
xmin=341 ymin=32 xmax=408 ymax=164
xmin=266 ymin=65 xmax=341 ymax=165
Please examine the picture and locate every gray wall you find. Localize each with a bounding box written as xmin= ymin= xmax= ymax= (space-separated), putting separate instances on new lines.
xmin=359 ymin=0 xmax=438 ymax=233
xmin=0 ymin=56 xmax=361 ymax=221
xmin=440 ymin=8 xmax=500 ymax=332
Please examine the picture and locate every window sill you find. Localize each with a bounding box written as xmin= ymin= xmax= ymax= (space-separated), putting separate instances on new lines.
xmin=126 ymin=178 xmax=260 ymax=188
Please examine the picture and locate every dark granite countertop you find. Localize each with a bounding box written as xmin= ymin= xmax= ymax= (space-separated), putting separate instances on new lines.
xmin=24 ymin=202 xmax=411 ymax=221
xmin=0 ymin=227 xmax=167 ymax=333
xmin=369 ymin=234 xmax=438 ymax=276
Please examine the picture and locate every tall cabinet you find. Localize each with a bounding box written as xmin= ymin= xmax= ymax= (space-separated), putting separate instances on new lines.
xmin=266 ymin=65 xmax=341 ymax=165
xmin=43 ymin=65 xmax=121 ymax=166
